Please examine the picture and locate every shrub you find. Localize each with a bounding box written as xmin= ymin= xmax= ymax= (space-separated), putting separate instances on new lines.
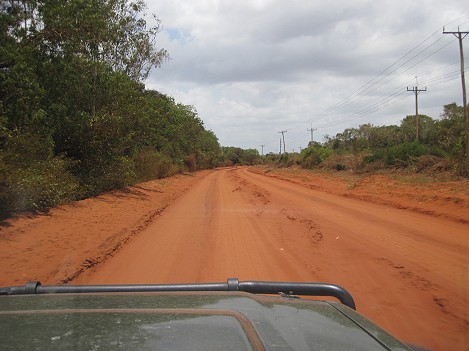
xmin=133 ymin=149 xmax=175 ymax=181
xmin=0 ymin=132 xmax=80 ymax=217
xmin=79 ymin=156 xmax=137 ymax=197
xmin=278 ymin=153 xmax=299 ymax=167
xmin=415 ymin=155 xmax=453 ymax=173
xmin=184 ymin=154 xmax=197 ymax=172
xmin=0 ymin=157 xmax=79 ymax=217
xmin=320 ymin=153 xmax=366 ymax=173
xmin=222 ymin=159 xmax=233 ymax=167
xmin=300 ymin=145 xmax=332 ymax=169
xmin=365 ymin=141 xmax=429 ymax=167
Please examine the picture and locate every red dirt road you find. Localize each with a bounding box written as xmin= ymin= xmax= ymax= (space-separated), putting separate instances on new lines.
xmin=1 ymin=167 xmax=468 ymax=350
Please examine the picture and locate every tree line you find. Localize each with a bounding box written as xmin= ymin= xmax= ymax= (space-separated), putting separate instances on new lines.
xmin=274 ymin=103 xmax=466 ymax=174
xmin=0 ymin=0 xmax=222 ymax=218
xmin=1 ymin=1 xmax=465 ymax=218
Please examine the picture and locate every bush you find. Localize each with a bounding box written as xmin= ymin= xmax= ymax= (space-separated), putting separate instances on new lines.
xmin=278 ymin=153 xmax=299 ymax=167
xmin=300 ymin=145 xmax=332 ymax=169
xmin=79 ymin=156 xmax=137 ymax=197
xmin=0 ymin=132 xmax=80 ymax=217
xmin=184 ymin=154 xmax=197 ymax=172
xmin=0 ymin=157 xmax=79 ymax=217
xmin=133 ymin=149 xmax=175 ymax=181
xmin=222 ymin=159 xmax=233 ymax=167
xmin=320 ymin=153 xmax=366 ymax=173
xmin=365 ymin=141 xmax=429 ymax=167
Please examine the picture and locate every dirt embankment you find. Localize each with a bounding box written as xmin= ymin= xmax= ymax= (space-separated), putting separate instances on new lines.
xmin=0 ymin=172 xmax=208 ymax=286
xmin=252 ymin=167 xmax=469 ymax=223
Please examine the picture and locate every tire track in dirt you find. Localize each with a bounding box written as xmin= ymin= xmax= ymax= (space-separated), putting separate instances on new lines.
xmin=78 ymin=168 xmax=317 ymax=284
xmin=227 ymin=168 xmax=270 ymax=208
xmin=60 ymin=205 xmax=169 ymax=284
xmin=2 ymin=167 xmax=467 ymax=350
xmin=227 ymin=169 xmax=324 ymax=250
xmin=237 ymin=167 xmax=468 ymax=351
xmin=251 ymin=167 xmax=469 ymax=224
xmin=0 ymin=172 xmax=206 ymax=286
xmin=375 ymin=257 xmax=469 ymax=331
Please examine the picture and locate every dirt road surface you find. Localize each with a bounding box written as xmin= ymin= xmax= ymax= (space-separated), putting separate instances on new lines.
xmin=1 ymin=167 xmax=468 ymax=350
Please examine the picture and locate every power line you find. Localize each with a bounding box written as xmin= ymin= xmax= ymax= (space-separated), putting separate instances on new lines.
xmin=443 ymin=27 xmax=469 ymax=175
xmin=278 ymin=130 xmax=287 ymax=154
xmin=259 ymin=144 xmax=265 ymax=156
xmin=307 ymin=125 xmax=317 ymax=143
xmin=315 ymin=85 xmax=410 ymax=129
xmin=284 ymin=68 xmax=464 ymax=145
xmin=310 ymin=16 xmax=468 ymax=126
xmin=311 ymin=32 xmax=442 ymax=123
xmin=312 ymin=42 xmax=462 ymax=130
xmin=407 ymin=77 xmax=427 ymax=141
xmin=263 ymin=16 xmax=469 ymax=150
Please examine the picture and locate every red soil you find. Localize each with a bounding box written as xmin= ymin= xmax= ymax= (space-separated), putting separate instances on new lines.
xmin=1 ymin=167 xmax=468 ymax=350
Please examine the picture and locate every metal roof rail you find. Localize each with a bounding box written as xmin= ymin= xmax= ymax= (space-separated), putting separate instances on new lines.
xmin=0 ymin=278 xmax=356 ymax=310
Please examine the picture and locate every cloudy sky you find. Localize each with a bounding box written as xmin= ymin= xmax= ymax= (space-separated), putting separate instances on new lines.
xmin=145 ymin=1 xmax=468 ymax=154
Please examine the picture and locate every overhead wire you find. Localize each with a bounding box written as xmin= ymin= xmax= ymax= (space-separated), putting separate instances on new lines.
xmin=311 ymin=32 xmax=455 ymax=128
xmin=264 ymin=14 xmax=468 ymax=152
xmin=308 ymin=14 xmax=467 ymax=122
xmin=309 ymin=18 xmax=467 ymax=129
xmin=309 ymin=15 xmax=467 ymax=125
xmin=315 ymin=67 xmax=467 ymax=130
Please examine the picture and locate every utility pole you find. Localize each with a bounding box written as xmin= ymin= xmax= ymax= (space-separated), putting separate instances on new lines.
xmin=279 ymin=138 xmax=282 ymax=156
xmin=278 ymin=130 xmax=287 ymax=154
xmin=259 ymin=144 xmax=265 ymax=156
xmin=443 ymin=27 xmax=469 ymax=175
xmin=307 ymin=126 xmax=317 ymax=144
xmin=407 ymin=77 xmax=426 ymax=141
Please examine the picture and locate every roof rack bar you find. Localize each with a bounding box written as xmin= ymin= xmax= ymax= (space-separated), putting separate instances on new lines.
xmin=238 ymin=281 xmax=356 ymax=310
xmin=0 ymin=278 xmax=356 ymax=310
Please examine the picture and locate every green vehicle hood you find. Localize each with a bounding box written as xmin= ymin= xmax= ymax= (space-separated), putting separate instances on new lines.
xmin=0 ymin=292 xmax=413 ymax=350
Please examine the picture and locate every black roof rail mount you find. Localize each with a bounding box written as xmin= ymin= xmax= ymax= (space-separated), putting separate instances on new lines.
xmin=0 ymin=278 xmax=356 ymax=310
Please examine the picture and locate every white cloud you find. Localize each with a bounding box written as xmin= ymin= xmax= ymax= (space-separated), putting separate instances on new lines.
xmin=145 ymin=0 xmax=468 ymax=153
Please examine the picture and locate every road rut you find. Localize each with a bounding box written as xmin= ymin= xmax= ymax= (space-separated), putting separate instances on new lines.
xmin=76 ymin=167 xmax=468 ymax=351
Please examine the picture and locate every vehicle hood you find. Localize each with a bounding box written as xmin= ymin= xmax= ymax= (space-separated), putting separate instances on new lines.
xmin=0 ymin=291 xmax=412 ymax=350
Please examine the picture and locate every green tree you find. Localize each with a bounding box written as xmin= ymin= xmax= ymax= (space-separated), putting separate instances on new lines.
xmin=222 ymin=147 xmax=243 ymax=165
xmin=299 ymin=142 xmax=332 ymax=168
xmin=37 ymin=0 xmax=168 ymax=81
xmin=197 ymin=130 xmax=222 ymax=168
xmin=435 ymin=103 xmax=465 ymax=159
xmin=399 ymin=114 xmax=436 ymax=144
xmin=243 ymin=149 xmax=260 ymax=165
xmin=1 ymin=0 xmax=223 ymax=217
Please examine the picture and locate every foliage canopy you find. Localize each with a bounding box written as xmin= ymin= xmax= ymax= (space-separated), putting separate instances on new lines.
xmin=0 ymin=0 xmax=221 ymax=218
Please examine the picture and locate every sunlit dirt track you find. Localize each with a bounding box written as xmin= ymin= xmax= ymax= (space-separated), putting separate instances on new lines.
xmin=75 ymin=167 xmax=468 ymax=351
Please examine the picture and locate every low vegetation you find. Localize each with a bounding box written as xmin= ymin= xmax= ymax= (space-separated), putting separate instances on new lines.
xmin=270 ymin=103 xmax=466 ymax=177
